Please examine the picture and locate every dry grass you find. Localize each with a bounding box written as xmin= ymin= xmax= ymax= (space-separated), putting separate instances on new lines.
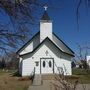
xmin=0 ymin=70 xmax=31 ymax=90
xmin=72 ymin=69 xmax=90 ymax=84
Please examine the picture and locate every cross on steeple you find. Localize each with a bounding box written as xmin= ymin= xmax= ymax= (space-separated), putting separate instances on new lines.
xmin=44 ymin=5 xmax=48 ymax=11
xmin=41 ymin=5 xmax=50 ymax=20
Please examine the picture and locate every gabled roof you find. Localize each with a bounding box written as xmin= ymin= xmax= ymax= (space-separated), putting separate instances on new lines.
xmin=41 ymin=11 xmax=51 ymax=20
xmin=53 ymin=33 xmax=74 ymax=55
xmin=16 ymin=32 xmax=40 ymax=54
xmin=16 ymin=32 xmax=74 ymax=57
xmin=19 ymin=37 xmax=74 ymax=57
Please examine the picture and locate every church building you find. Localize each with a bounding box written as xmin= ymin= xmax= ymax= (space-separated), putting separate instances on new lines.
xmin=17 ymin=7 xmax=74 ymax=76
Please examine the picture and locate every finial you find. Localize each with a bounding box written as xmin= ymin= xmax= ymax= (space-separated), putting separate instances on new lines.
xmin=44 ymin=5 xmax=48 ymax=11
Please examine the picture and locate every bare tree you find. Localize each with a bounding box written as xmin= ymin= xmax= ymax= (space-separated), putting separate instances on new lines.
xmin=0 ymin=0 xmax=89 ymax=55
xmin=74 ymin=43 xmax=90 ymax=69
xmin=0 ymin=0 xmax=61 ymax=55
xmin=0 ymin=0 xmax=41 ymax=55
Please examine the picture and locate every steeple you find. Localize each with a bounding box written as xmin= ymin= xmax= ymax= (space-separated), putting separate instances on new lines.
xmin=41 ymin=11 xmax=51 ymax=20
xmin=40 ymin=6 xmax=52 ymax=42
xmin=41 ymin=5 xmax=51 ymax=20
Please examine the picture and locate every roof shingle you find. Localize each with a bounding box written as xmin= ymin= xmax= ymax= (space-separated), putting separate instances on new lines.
xmin=41 ymin=11 xmax=51 ymax=20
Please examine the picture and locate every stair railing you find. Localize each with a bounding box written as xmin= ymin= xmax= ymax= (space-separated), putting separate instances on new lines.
xmin=32 ymin=67 xmax=35 ymax=82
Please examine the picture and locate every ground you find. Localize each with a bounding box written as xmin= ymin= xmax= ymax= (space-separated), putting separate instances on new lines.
xmin=28 ymin=80 xmax=90 ymax=90
xmin=0 ymin=70 xmax=31 ymax=90
xmin=0 ymin=69 xmax=90 ymax=90
xmin=72 ymin=68 xmax=90 ymax=84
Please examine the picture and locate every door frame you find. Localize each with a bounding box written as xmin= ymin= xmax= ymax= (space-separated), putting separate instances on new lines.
xmin=40 ymin=58 xmax=54 ymax=74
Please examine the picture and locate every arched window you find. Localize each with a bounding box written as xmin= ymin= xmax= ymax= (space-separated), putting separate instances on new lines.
xmin=43 ymin=61 xmax=45 ymax=67
xmin=49 ymin=61 xmax=52 ymax=67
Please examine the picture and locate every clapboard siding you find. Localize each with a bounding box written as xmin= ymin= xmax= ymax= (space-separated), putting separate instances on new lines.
xmin=21 ymin=40 xmax=72 ymax=76
xmin=40 ymin=21 xmax=52 ymax=42
xmin=22 ymin=58 xmax=34 ymax=76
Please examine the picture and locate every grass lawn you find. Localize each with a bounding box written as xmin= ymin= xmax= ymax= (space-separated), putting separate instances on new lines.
xmin=72 ymin=68 xmax=90 ymax=84
xmin=0 ymin=69 xmax=31 ymax=90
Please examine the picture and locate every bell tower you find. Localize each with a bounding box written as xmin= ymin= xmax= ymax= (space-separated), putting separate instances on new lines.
xmin=40 ymin=6 xmax=52 ymax=42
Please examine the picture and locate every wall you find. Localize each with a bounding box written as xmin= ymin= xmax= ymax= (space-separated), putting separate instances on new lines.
xmin=21 ymin=40 xmax=72 ymax=76
xmin=22 ymin=57 xmax=34 ymax=76
xmin=19 ymin=57 xmax=22 ymax=75
xmin=87 ymin=56 xmax=90 ymax=68
xmin=40 ymin=21 xmax=52 ymax=42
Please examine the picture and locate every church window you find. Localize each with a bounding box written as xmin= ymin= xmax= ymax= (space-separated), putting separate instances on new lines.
xmin=49 ymin=61 xmax=52 ymax=67
xmin=43 ymin=61 xmax=45 ymax=67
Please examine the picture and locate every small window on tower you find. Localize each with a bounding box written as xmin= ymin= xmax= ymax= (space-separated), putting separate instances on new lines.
xmin=35 ymin=61 xmax=39 ymax=66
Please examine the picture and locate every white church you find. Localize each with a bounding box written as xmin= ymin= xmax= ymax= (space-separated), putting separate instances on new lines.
xmin=17 ymin=8 xmax=74 ymax=76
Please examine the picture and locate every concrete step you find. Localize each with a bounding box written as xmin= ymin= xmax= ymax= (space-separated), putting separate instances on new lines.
xmin=32 ymin=74 xmax=42 ymax=85
xmin=42 ymin=74 xmax=55 ymax=80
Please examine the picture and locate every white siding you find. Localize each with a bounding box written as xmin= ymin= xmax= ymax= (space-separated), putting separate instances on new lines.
xmin=19 ymin=57 xmax=22 ymax=75
xmin=54 ymin=58 xmax=72 ymax=75
xmin=40 ymin=21 xmax=52 ymax=42
xmin=20 ymin=42 xmax=33 ymax=55
xmin=22 ymin=55 xmax=34 ymax=76
xmin=87 ymin=56 xmax=90 ymax=68
xmin=21 ymin=40 xmax=72 ymax=76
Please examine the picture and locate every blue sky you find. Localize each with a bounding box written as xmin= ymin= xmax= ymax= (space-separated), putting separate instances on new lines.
xmin=31 ymin=0 xmax=90 ymax=55
xmin=0 ymin=0 xmax=90 ymax=56
xmin=44 ymin=0 xmax=90 ymax=55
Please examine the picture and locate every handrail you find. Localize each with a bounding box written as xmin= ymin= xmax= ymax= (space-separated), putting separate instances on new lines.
xmin=31 ymin=67 xmax=35 ymax=82
xmin=34 ymin=67 xmax=35 ymax=75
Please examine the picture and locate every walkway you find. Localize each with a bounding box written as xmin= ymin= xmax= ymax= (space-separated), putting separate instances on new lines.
xmin=28 ymin=80 xmax=90 ymax=90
